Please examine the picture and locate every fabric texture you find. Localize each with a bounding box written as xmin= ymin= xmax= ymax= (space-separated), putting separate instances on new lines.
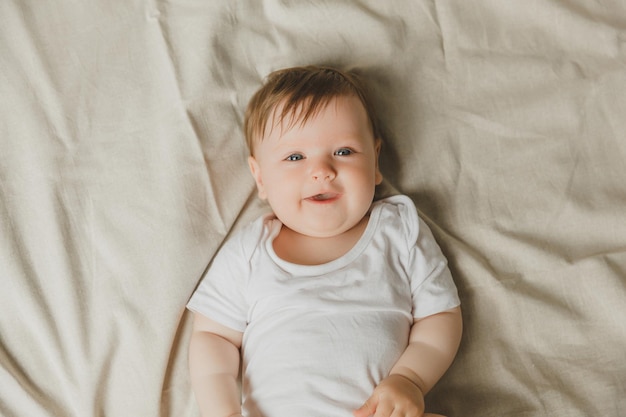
xmin=187 ymin=195 xmax=460 ymax=417
xmin=1 ymin=1 xmax=625 ymax=416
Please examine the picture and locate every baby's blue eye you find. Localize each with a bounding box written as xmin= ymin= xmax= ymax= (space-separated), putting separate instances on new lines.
xmin=335 ymin=148 xmax=353 ymax=156
xmin=285 ymin=153 xmax=304 ymax=161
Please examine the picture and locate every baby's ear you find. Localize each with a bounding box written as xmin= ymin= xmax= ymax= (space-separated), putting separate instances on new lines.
xmin=374 ymin=138 xmax=383 ymax=185
xmin=248 ymin=156 xmax=267 ymax=199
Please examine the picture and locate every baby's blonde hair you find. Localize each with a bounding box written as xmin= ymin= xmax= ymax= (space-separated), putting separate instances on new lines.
xmin=244 ymin=65 xmax=379 ymax=154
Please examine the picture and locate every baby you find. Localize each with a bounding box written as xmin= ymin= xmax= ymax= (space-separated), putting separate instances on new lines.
xmin=187 ymin=65 xmax=462 ymax=417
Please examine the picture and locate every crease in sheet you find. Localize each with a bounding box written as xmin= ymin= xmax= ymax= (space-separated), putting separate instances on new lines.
xmin=147 ymin=1 xmax=230 ymax=234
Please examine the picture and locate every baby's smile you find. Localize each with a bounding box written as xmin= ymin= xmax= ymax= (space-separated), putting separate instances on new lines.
xmin=307 ymin=193 xmax=340 ymax=202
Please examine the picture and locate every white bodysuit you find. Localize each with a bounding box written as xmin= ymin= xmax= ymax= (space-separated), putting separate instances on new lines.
xmin=187 ymin=195 xmax=460 ymax=417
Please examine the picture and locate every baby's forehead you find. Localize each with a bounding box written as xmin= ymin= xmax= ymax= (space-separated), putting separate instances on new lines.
xmin=271 ymin=94 xmax=365 ymax=131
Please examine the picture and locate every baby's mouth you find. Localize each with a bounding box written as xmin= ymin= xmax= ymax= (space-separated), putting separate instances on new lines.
xmin=308 ymin=193 xmax=339 ymax=202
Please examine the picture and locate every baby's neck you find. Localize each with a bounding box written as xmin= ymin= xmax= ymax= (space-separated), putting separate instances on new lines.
xmin=272 ymin=216 xmax=369 ymax=266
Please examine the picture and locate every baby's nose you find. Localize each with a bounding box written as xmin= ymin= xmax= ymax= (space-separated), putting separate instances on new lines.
xmin=311 ymin=160 xmax=336 ymax=181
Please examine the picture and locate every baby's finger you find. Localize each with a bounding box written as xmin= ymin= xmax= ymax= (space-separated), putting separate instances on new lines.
xmin=353 ymin=396 xmax=377 ymax=417
xmin=372 ymin=400 xmax=393 ymax=417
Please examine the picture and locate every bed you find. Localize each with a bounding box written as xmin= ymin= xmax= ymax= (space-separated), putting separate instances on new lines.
xmin=1 ymin=1 xmax=625 ymax=416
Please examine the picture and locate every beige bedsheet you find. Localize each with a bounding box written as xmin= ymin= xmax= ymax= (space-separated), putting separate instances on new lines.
xmin=2 ymin=1 xmax=625 ymax=416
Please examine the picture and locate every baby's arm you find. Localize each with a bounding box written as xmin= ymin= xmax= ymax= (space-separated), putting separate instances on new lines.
xmin=188 ymin=312 xmax=244 ymax=417
xmin=354 ymin=306 xmax=462 ymax=417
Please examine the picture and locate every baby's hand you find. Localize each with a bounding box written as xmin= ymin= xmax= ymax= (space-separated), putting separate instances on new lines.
xmin=353 ymin=374 xmax=425 ymax=417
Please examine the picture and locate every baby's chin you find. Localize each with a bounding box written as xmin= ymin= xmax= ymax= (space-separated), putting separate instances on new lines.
xmin=285 ymin=226 xmax=347 ymax=240
xmin=285 ymin=217 xmax=367 ymax=240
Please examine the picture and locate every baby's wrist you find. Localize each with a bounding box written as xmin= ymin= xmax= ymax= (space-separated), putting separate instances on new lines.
xmin=388 ymin=372 xmax=425 ymax=395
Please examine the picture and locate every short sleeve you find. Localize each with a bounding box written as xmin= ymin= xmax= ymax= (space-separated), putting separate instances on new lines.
xmin=186 ymin=228 xmax=253 ymax=332
xmin=398 ymin=198 xmax=460 ymax=319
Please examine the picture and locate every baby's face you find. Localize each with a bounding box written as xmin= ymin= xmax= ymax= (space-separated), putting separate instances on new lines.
xmin=248 ymin=95 xmax=382 ymax=238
